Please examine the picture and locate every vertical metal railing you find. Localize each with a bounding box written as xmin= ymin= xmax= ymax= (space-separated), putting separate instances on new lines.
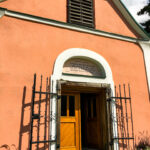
xmin=29 ymin=74 xmax=36 ymax=150
xmin=29 ymin=74 xmax=58 ymax=150
xmin=36 ymin=75 xmax=42 ymax=150
xmin=107 ymin=84 xmax=134 ymax=150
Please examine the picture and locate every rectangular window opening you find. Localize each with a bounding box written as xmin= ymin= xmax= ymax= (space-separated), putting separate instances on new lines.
xmin=61 ymin=95 xmax=67 ymax=116
xmin=69 ymin=96 xmax=75 ymax=116
xmin=67 ymin=0 xmax=95 ymax=28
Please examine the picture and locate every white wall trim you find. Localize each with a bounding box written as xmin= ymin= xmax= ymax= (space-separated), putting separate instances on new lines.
xmin=0 ymin=7 xmax=5 ymax=18
xmin=50 ymin=48 xmax=118 ymax=150
xmin=0 ymin=7 xmax=146 ymax=43
xmin=52 ymin=48 xmax=113 ymax=83
xmin=139 ymin=42 xmax=150 ymax=96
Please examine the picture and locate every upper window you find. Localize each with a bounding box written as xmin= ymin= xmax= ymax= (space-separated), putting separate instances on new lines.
xmin=67 ymin=0 xmax=95 ymax=28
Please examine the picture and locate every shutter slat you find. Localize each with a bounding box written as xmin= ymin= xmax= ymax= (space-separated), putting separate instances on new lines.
xmin=68 ymin=0 xmax=94 ymax=28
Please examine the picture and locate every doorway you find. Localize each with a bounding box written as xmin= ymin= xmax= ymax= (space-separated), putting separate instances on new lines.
xmin=81 ymin=92 xmax=108 ymax=150
xmin=60 ymin=85 xmax=108 ymax=150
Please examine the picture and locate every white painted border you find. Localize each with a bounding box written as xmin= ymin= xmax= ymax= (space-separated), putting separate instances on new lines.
xmin=50 ymin=48 xmax=118 ymax=150
xmin=139 ymin=42 xmax=150 ymax=96
xmin=0 ymin=7 xmax=142 ymax=43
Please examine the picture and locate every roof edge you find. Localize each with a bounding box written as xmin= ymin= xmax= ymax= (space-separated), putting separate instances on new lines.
xmin=0 ymin=7 xmax=149 ymax=43
xmin=112 ymin=0 xmax=150 ymax=40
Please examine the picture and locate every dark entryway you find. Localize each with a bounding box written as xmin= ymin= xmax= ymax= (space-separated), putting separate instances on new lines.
xmin=81 ymin=92 xmax=108 ymax=150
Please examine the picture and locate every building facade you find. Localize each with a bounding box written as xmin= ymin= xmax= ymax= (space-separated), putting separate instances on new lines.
xmin=0 ymin=0 xmax=150 ymax=150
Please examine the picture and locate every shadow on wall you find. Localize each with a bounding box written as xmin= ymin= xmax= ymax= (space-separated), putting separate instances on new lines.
xmin=0 ymin=86 xmax=50 ymax=150
xmin=18 ymin=86 xmax=50 ymax=150
xmin=0 ymin=87 xmax=31 ymax=150
xmin=18 ymin=86 xmax=31 ymax=150
xmin=0 ymin=144 xmax=18 ymax=150
xmin=135 ymin=131 xmax=150 ymax=150
xmin=0 ymin=74 xmax=52 ymax=150
xmin=0 ymin=86 xmax=30 ymax=150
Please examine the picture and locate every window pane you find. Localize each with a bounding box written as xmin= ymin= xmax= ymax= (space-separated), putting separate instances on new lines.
xmin=69 ymin=96 xmax=75 ymax=116
xmin=61 ymin=95 xmax=67 ymax=116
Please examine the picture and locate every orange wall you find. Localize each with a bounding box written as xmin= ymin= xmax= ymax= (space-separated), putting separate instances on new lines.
xmin=0 ymin=0 xmax=137 ymax=38
xmin=0 ymin=0 xmax=149 ymax=149
xmin=0 ymin=15 xmax=149 ymax=149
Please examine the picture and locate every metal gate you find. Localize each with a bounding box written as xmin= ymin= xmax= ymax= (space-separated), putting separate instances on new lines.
xmin=29 ymin=74 xmax=134 ymax=150
xmin=29 ymin=74 xmax=58 ymax=150
xmin=107 ymin=84 xmax=134 ymax=150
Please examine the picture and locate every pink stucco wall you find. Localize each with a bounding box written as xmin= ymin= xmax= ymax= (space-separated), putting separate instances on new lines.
xmin=0 ymin=0 xmax=137 ymax=38
xmin=0 ymin=0 xmax=149 ymax=149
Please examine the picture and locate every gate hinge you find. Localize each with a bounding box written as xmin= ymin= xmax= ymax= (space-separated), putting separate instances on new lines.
xmin=57 ymin=95 xmax=61 ymax=99
xmin=106 ymin=87 xmax=112 ymax=95
xmin=107 ymin=98 xmax=112 ymax=102
xmin=57 ymin=144 xmax=60 ymax=148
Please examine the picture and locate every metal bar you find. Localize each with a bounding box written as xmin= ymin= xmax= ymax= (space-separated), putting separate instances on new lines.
xmin=113 ymin=137 xmax=134 ymax=140
xmin=29 ymin=74 xmax=36 ymax=150
xmin=35 ymin=91 xmax=57 ymax=95
xmin=48 ymin=77 xmax=51 ymax=147
xmin=116 ymin=89 xmax=122 ymax=146
xmin=50 ymin=79 xmax=54 ymax=142
xmin=105 ymin=89 xmax=109 ymax=150
xmin=109 ymin=96 xmax=113 ymax=148
xmin=110 ymin=97 xmax=131 ymax=100
xmin=128 ymin=84 xmax=135 ymax=149
xmin=32 ymin=140 xmax=56 ymax=144
xmin=119 ymin=85 xmax=125 ymax=150
xmin=56 ymin=86 xmax=60 ymax=150
xmin=106 ymin=88 xmax=113 ymax=150
xmin=123 ymin=84 xmax=130 ymax=149
xmin=44 ymin=77 xmax=49 ymax=149
xmin=37 ymin=75 xmax=42 ymax=150
xmin=115 ymin=86 xmax=120 ymax=142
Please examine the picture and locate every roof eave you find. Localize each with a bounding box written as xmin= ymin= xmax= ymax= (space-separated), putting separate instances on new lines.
xmin=112 ymin=0 xmax=150 ymax=40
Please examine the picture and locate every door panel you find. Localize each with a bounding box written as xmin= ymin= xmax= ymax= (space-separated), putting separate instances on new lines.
xmin=60 ymin=94 xmax=80 ymax=150
xmin=85 ymin=94 xmax=100 ymax=148
xmin=81 ymin=93 xmax=108 ymax=150
xmin=60 ymin=122 xmax=75 ymax=147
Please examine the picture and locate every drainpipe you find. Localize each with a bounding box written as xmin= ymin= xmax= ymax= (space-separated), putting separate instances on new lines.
xmin=138 ymin=41 xmax=150 ymax=100
xmin=50 ymin=76 xmax=58 ymax=150
xmin=0 ymin=7 xmax=5 ymax=18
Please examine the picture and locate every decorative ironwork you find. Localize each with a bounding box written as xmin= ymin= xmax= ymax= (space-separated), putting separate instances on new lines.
xmin=29 ymin=74 xmax=58 ymax=150
xmin=29 ymin=75 xmax=134 ymax=150
xmin=107 ymin=84 xmax=134 ymax=150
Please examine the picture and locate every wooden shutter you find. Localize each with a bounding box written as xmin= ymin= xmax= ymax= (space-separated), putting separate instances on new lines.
xmin=67 ymin=0 xmax=95 ymax=28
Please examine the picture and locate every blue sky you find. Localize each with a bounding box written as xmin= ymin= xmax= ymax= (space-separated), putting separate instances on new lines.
xmin=122 ymin=0 xmax=149 ymax=23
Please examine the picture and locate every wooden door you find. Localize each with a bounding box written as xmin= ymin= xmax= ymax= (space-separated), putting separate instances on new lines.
xmin=81 ymin=93 xmax=108 ymax=149
xmin=60 ymin=93 xmax=80 ymax=150
xmin=83 ymin=94 xmax=100 ymax=148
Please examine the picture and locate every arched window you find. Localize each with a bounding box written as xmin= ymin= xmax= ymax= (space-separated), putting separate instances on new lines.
xmin=63 ymin=57 xmax=106 ymax=78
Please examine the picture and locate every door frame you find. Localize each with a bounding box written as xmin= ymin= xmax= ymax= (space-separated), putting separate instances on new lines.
xmin=57 ymin=81 xmax=113 ymax=150
xmin=50 ymin=48 xmax=118 ymax=150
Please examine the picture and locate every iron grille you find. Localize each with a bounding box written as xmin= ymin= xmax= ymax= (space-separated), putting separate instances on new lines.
xmin=107 ymin=84 xmax=134 ymax=150
xmin=29 ymin=75 xmax=134 ymax=150
xmin=67 ymin=0 xmax=95 ymax=28
xmin=29 ymin=74 xmax=58 ymax=150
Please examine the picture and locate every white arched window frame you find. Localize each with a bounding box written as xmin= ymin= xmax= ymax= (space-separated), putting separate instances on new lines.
xmin=50 ymin=48 xmax=118 ymax=150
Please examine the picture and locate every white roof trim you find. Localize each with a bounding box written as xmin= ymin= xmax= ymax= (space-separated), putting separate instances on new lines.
xmin=112 ymin=0 xmax=150 ymax=39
